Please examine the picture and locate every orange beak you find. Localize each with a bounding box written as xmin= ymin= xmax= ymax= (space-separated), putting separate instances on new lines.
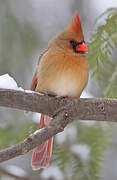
xmin=76 ymin=42 xmax=88 ymax=52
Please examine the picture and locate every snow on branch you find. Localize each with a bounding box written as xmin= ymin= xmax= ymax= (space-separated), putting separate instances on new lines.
xmin=0 ymin=87 xmax=117 ymax=163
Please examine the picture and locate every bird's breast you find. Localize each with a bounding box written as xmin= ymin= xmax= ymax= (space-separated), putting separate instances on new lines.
xmin=50 ymin=60 xmax=88 ymax=98
xmin=50 ymin=73 xmax=79 ymax=97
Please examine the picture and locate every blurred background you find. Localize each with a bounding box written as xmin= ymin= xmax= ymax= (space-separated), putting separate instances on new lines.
xmin=0 ymin=0 xmax=117 ymax=180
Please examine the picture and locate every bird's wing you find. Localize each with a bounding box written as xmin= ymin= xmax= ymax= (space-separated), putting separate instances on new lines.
xmin=30 ymin=47 xmax=49 ymax=91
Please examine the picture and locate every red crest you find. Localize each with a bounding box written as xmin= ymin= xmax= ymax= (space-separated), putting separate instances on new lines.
xmin=69 ymin=12 xmax=83 ymax=34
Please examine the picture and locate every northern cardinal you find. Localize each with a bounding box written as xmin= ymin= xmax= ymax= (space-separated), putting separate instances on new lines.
xmin=30 ymin=12 xmax=88 ymax=170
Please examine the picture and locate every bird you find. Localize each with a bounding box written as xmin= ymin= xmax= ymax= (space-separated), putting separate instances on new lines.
xmin=30 ymin=12 xmax=88 ymax=170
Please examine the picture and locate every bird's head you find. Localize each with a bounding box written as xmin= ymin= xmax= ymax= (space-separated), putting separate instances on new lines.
xmin=50 ymin=12 xmax=88 ymax=55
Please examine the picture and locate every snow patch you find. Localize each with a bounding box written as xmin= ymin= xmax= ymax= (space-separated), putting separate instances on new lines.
xmin=55 ymin=126 xmax=77 ymax=144
xmin=81 ymin=91 xmax=93 ymax=98
xmin=34 ymin=129 xmax=41 ymax=134
xmin=71 ymin=144 xmax=90 ymax=162
xmin=0 ymin=74 xmax=24 ymax=91
xmin=25 ymin=90 xmax=44 ymax=96
xmin=24 ymin=90 xmax=34 ymax=93
xmin=6 ymin=165 xmax=26 ymax=177
xmin=32 ymin=113 xmax=41 ymax=123
xmin=41 ymin=165 xmax=63 ymax=180
xmin=33 ymin=128 xmax=44 ymax=135
xmin=24 ymin=90 xmax=42 ymax=94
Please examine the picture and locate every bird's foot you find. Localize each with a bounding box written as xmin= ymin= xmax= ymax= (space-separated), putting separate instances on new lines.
xmin=43 ymin=91 xmax=68 ymax=100
xmin=43 ymin=91 xmax=57 ymax=97
xmin=55 ymin=95 xmax=68 ymax=100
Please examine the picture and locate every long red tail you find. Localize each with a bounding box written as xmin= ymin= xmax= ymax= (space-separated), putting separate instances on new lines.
xmin=31 ymin=115 xmax=53 ymax=170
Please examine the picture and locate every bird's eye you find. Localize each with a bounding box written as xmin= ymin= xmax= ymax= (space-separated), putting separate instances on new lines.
xmin=69 ymin=40 xmax=77 ymax=46
xmin=70 ymin=40 xmax=85 ymax=46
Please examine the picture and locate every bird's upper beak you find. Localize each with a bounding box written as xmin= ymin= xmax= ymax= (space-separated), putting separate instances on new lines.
xmin=76 ymin=42 xmax=88 ymax=53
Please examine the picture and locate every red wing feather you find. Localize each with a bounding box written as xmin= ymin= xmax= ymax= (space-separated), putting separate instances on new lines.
xmin=30 ymin=72 xmax=38 ymax=91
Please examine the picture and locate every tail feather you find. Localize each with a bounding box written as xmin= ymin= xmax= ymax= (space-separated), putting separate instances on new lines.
xmin=31 ymin=115 xmax=53 ymax=170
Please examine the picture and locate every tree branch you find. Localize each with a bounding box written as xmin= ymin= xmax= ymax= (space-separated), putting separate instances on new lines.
xmin=0 ymin=88 xmax=117 ymax=163
xmin=0 ymin=88 xmax=117 ymax=121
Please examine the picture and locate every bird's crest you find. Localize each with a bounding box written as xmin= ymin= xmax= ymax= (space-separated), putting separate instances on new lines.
xmin=69 ymin=12 xmax=83 ymax=35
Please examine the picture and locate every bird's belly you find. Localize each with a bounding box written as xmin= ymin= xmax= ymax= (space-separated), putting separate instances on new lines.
xmin=49 ymin=74 xmax=80 ymax=97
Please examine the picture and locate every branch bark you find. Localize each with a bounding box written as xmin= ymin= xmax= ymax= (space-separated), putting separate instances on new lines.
xmin=0 ymin=88 xmax=117 ymax=121
xmin=0 ymin=88 xmax=117 ymax=163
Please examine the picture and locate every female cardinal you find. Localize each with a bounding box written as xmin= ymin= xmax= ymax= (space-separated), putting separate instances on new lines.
xmin=30 ymin=12 xmax=88 ymax=170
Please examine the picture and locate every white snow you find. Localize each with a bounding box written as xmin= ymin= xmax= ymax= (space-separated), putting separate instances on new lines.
xmin=25 ymin=90 xmax=43 ymax=94
xmin=33 ymin=128 xmax=44 ymax=135
xmin=24 ymin=90 xmax=34 ymax=93
xmin=80 ymin=91 xmax=93 ymax=98
xmin=0 ymin=74 xmax=44 ymax=95
xmin=6 ymin=165 xmax=26 ymax=177
xmin=29 ymin=128 xmax=45 ymax=137
xmin=0 ymin=74 xmax=24 ymax=91
xmin=71 ymin=144 xmax=90 ymax=162
xmin=41 ymin=165 xmax=64 ymax=180
xmin=32 ymin=113 xmax=41 ymax=123
xmin=55 ymin=126 xmax=77 ymax=144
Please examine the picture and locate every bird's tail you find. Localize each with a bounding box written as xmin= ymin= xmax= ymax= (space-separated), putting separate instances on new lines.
xmin=31 ymin=114 xmax=53 ymax=170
